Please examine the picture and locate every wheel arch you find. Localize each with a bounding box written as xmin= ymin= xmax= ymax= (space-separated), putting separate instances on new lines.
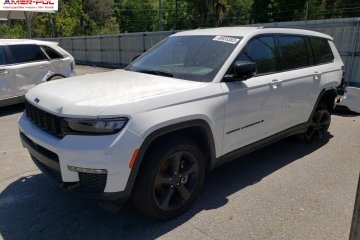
xmin=125 ymin=119 xmax=217 ymax=197
xmin=46 ymin=74 xmax=65 ymax=81
xmin=317 ymin=88 xmax=338 ymax=112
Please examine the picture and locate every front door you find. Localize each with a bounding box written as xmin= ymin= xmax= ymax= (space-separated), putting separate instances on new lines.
xmin=221 ymin=35 xmax=284 ymax=155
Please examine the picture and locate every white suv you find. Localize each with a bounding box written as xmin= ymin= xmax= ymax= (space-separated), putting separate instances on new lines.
xmin=0 ymin=39 xmax=75 ymax=107
xmin=18 ymin=27 xmax=344 ymax=219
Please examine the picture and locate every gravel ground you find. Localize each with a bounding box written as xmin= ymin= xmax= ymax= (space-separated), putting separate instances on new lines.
xmin=0 ymin=65 xmax=359 ymax=240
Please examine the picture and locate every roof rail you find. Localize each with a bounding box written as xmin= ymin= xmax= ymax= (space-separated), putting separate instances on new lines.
xmin=261 ymin=26 xmax=297 ymax=29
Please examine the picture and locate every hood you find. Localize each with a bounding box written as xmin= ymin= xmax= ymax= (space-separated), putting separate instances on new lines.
xmin=25 ymin=69 xmax=205 ymax=117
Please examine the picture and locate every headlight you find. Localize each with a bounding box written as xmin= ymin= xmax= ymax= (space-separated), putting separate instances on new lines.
xmin=64 ymin=118 xmax=128 ymax=135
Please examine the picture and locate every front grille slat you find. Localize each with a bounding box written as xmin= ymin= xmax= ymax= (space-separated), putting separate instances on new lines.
xmin=25 ymin=100 xmax=63 ymax=139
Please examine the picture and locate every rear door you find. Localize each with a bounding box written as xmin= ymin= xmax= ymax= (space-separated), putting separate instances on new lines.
xmin=0 ymin=46 xmax=17 ymax=100
xmin=7 ymin=44 xmax=50 ymax=96
xmin=276 ymin=35 xmax=319 ymax=131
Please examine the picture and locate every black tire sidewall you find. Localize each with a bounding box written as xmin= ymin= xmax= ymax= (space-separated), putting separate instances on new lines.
xmin=305 ymin=102 xmax=331 ymax=142
xmin=132 ymin=137 xmax=205 ymax=219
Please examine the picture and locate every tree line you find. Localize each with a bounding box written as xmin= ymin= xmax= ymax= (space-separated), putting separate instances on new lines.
xmin=0 ymin=0 xmax=359 ymax=38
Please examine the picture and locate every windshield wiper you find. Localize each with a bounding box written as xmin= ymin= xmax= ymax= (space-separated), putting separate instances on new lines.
xmin=134 ymin=69 xmax=174 ymax=78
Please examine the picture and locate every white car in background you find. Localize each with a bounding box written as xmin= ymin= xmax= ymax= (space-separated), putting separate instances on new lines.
xmin=0 ymin=39 xmax=75 ymax=107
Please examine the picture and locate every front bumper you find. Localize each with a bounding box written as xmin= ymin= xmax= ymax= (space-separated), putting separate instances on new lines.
xmin=18 ymin=112 xmax=141 ymax=201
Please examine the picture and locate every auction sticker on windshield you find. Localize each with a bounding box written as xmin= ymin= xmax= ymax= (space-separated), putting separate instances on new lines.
xmin=212 ymin=36 xmax=240 ymax=44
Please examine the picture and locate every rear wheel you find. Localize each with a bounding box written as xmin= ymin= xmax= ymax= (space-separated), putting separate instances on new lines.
xmin=131 ymin=137 xmax=205 ymax=219
xmin=303 ymin=103 xmax=331 ymax=142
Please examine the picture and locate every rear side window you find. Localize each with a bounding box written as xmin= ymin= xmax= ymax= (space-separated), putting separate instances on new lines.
xmin=278 ymin=35 xmax=308 ymax=70
xmin=238 ymin=36 xmax=277 ymax=74
xmin=42 ymin=45 xmax=63 ymax=59
xmin=310 ymin=38 xmax=334 ymax=64
xmin=0 ymin=47 xmax=6 ymax=65
xmin=8 ymin=44 xmax=47 ymax=64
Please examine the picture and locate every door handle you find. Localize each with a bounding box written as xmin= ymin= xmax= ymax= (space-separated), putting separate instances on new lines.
xmin=270 ymin=79 xmax=282 ymax=89
xmin=0 ymin=70 xmax=8 ymax=75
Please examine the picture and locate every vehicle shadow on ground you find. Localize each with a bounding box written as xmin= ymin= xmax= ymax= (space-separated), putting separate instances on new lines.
xmin=0 ymin=104 xmax=24 ymax=117
xmin=333 ymin=107 xmax=360 ymax=117
xmin=0 ymin=135 xmax=332 ymax=240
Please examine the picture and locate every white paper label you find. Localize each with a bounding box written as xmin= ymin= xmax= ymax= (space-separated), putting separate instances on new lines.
xmin=212 ymin=36 xmax=240 ymax=44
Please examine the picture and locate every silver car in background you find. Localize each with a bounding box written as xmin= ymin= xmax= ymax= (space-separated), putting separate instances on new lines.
xmin=0 ymin=39 xmax=75 ymax=107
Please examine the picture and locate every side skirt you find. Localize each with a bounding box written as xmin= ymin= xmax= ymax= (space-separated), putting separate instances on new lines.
xmin=214 ymin=123 xmax=309 ymax=168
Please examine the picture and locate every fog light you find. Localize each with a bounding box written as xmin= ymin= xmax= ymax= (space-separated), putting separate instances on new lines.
xmin=68 ymin=166 xmax=107 ymax=174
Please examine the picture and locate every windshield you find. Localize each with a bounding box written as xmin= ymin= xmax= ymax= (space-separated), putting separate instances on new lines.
xmin=126 ymin=35 xmax=242 ymax=82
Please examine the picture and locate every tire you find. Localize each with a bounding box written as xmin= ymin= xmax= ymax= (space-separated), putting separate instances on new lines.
xmin=131 ymin=137 xmax=205 ymax=219
xmin=303 ymin=103 xmax=331 ymax=142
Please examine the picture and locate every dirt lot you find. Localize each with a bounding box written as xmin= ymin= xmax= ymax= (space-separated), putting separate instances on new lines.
xmin=0 ymin=65 xmax=359 ymax=240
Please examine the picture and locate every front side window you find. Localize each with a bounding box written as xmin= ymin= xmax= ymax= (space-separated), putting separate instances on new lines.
xmin=8 ymin=44 xmax=47 ymax=64
xmin=127 ymin=35 xmax=242 ymax=82
xmin=0 ymin=47 xmax=6 ymax=65
xmin=238 ymin=36 xmax=277 ymax=74
xmin=310 ymin=38 xmax=334 ymax=64
xmin=278 ymin=35 xmax=308 ymax=70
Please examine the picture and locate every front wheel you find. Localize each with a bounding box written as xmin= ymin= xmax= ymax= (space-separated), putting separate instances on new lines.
xmin=303 ymin=103 xmax=331 ymax=142
xmin=131 ymin=137 xmax=205 ymax=219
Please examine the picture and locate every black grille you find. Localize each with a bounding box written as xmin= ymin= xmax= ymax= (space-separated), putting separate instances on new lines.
xmin=21 ymin=133 xmax=59 ymax=162
xmin=25 ymin=100 xmax=63 ymax=138
xmin=79 ymin=173 xmax=107 ymax=192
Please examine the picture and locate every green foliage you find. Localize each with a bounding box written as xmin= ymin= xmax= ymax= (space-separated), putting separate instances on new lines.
xmin=186 ymin=0 xmax=228 ymax=27
xmin=251 ymin=0 xmax=306 ymax=23
xmin=0 ymin=0 xmax=359 ymax=38
xmin=0 ymin=21 xmax=27 ymax=38
xmin=114 ymin=0 xmax=157 ymax=33
xmin=222 ymin=0 xmax=253 ymax=26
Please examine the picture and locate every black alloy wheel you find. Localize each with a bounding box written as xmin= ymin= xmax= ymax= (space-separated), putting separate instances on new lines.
xmin=131 ymin=137 xmax=205 ymax=219
xmin=153 ymin=151 xmax=199 ymax=211
xmin=304 ymin=104 xmax=331 ymax=142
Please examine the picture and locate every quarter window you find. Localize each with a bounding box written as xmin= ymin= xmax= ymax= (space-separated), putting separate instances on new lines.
xmin=278 ymin=35 xmax=308 ymax=70
xmin=238 ymin=36 xmax=277 ymax=74
xmin=310 ymin=38 xmax=334 ymax=64
xmin=0 ymin=47 xmax=6 ymax=65
xmin=42 ymin=45 xmax=63 ymax=59
xmin=8 ymin=44 xmax=47 ymax=64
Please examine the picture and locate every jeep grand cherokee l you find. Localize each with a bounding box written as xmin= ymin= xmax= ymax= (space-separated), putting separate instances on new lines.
xmin=18 ymin=27 xmax=344 ymax=219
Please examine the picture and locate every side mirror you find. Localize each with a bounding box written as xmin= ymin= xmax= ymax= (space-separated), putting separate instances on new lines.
xmin=231 ymin=61 xmax=257 ymax=80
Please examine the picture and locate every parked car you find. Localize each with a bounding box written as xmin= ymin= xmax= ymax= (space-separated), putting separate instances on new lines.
xmin=0 ymin=39 xmax=75 ymax=107
xmin=18 ymin=27 xmax=344 ymax=219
